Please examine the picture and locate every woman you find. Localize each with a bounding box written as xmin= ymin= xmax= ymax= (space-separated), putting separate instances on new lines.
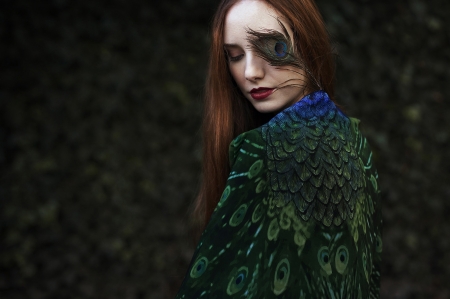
xmin=176 ymin=0 xmax=382 ymax=298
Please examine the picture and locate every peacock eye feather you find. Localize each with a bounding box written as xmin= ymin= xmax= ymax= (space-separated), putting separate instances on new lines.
xmin=274 ymin=41 xmax=288 ymax=57
xmin=190 ymin=256 xmax=208 ymax=278
xmin=248 ymin=159 xmax=264 ymax=179
xmin=317 ymin=246 xmax=332 ymax=275
xmin=218 ymin=185 xmax=231 ymax=207
xmin=335 ymin=245 xmax=349 ymax=274
xmin=229 ymin=204 xmax=248 ymax=227
xmin=273 ymin=258 xmax=290 ymax=295
xmin=227 ymin=267 xmax=249 ymax=295
xmin=245 ymin=21 xmax=301 ymax=69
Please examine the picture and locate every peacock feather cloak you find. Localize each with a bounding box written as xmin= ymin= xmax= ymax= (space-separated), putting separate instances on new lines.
xmin=175 ymin=90 xmax=382 ymax=299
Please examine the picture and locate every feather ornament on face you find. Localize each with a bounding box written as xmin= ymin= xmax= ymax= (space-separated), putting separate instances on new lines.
xmin=245 ymin=19 xmax=321 ymax=92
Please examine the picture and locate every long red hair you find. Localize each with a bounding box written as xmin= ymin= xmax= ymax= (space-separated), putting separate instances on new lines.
xmin=194 ymin=0 xmax=336 ymax=229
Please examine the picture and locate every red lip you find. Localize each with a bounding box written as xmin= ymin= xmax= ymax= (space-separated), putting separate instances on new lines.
xmin=250 ymin=87 xmax=274 ymax=100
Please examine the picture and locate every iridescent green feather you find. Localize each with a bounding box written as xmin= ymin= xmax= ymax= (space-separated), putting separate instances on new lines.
xmin=175 ymin=91 xmax=381 ymax=299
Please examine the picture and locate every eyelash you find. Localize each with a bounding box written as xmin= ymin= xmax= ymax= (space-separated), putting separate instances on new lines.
xmin=228 ymin=54 xmax=244 ymax=62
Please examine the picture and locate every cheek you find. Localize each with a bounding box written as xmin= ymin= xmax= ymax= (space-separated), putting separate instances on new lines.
xmin=229 ymin=64 xmax=245 ymax=87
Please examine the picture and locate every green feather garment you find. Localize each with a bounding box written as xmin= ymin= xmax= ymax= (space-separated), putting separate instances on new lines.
xmin=176 ymin=91 xmax=382 ymax=299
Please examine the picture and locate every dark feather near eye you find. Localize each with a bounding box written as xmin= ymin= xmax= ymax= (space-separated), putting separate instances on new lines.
xmin=246 ymin=20 xmax=321 ymax=91
xmin=245 ymin=21 xmax=302 ymax=69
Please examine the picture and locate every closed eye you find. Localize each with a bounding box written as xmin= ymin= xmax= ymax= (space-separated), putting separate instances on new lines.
xmin=228 ymin=54 xmax=244 ymax=62
xmin=224 ymin=44 xmax=244 ymax=63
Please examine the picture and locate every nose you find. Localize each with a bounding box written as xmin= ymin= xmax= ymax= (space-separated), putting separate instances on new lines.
xmin=244 ymin=54 xmax=265 ymax=82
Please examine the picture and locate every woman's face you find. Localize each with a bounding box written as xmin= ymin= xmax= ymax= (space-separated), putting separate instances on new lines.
xmin=224 ymin=0 xmax=308 ymax=114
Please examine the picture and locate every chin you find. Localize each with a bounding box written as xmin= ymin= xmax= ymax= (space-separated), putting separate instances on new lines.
xmin=251 ymin=101 xmax=284 ymax=114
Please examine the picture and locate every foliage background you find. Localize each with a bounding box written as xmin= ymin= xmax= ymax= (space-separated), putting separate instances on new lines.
xmin=1 ymin=0 xmax=449 ymax=298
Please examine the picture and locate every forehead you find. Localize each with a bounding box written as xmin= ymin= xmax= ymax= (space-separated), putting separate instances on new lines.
xmin=224 ymin=1 xmax=290 ymax=44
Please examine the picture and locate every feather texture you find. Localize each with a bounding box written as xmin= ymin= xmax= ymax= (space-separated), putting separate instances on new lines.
xmin=246 ymin=20 xmax=321 ymax=90
xmin=175 ymin=91 xmax=382 ymax=299
xmin=246 ymin=23 xmax=300 ymax=69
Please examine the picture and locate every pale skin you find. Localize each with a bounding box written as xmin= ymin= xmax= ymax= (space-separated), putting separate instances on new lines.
xmin=224 ymin=0 xmax=308 ymax=114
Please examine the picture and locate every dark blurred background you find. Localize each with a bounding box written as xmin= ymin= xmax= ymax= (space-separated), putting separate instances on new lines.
xmin=0 ymin=0 xmax=449 ymax=298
